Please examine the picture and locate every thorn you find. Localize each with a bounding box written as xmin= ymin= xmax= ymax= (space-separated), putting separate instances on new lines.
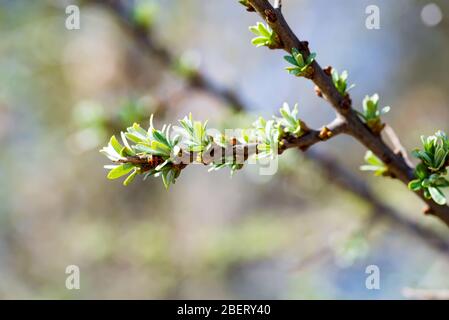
xmin=314 ymin=86 xmax=323 ymax=98
xmin=246 ymin=5 xmax=255 ymax=12
xmin=381 ymin=171 xmax=396 ymax=179
xmin=423 ymin=206 xmax=434 ymax=215
xmin=319 ymin=127 xmax=333 ymax=140
xmin=264 ymin=9 xmax=277 ymax=23
xmin=300 ymin=41 xmax=309 ymax=51
xmin=341 ymin=95 xmax=352 ymax=112
xmin=299 ymin=120 xmax=310 ymax=133
xmin=323 ymin=66 xmax=333 ymax=76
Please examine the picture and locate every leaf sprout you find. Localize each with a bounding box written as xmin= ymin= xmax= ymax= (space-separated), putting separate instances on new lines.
xmin=284 ymin=48 xmax=316 ymax=78
xmin=331 ymin=69 xmax=355 ymax=96
xmin=360 ymin=151 xmax=388 ymax=176
xmin=357 ymin=94 xmax=390 ymax=134
xmin=409 ymin=131 xmax=449 ymax=205
xmin=249 ymin=22 xmax=279 ymax=48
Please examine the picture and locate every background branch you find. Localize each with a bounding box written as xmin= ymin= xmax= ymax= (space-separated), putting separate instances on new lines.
xmin=85 ymin=0 xmax=246 ymax=112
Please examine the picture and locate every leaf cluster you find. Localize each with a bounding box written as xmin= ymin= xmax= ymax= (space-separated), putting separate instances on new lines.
xmin=360 ymin=151 xmax=388 ymax=176
xmin=357 ymin=94 xmax=390 ymax=134
xmin=284 ymin=48 xmax=316 ymax=77
xmin=409 ymin=131 xmax=449 ymax=205
xmin=249 ymin=22 xmax=279 ymax=48
xmin=101 ymin=104 xmax=306 ymax=188
xmin=331 ymin=69 xmax=355 ymax=96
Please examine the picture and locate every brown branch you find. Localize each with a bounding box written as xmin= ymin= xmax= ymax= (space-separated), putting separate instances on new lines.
xmin=306 ymin=150 xmax=449 ymax=254
xmin=247 ymin=0 xmax=449 ymax=228
xmin=87 ymin=0 xmax=449 ymax=251
xmin=117 ymin=119 xmax=347 ymax=169
xmin=280 ymin=118 xmax=346 ymax=152
xmin=383 ymin=124 xmax=414 ymax=167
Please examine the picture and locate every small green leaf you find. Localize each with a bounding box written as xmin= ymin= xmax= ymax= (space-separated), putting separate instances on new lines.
xmin=294 ymin=52 xmax=304 ymax=66
xmin=249 ymin=25 xmax=259 ymax=34
xmin=364 ymin=151 xmax=383 ymax=166
xmin=284 ymin=55 xmax=298 ymax=66
xmin=429 ymin=186 xmax=447 ymax=205
xmin=161 ymin=170 xmax=168 ymax=188
xmin=125 ymin=132 xmax=143 ymax=144
xmin=152 ymin=129 xmax=170 ymax=147
xmin=151 ymin=140 xmax=171 ymax=156
xmin=381 ymin=106 xmax=391 ymax=114
xmin=155 ymin=159 xmax=170 ymax=171
xmin=408 ymin=179 xmax=422 ymax=191
xmin=107 ymin=163 xmax=134 ymax=180
xmin=435 ymin=177 xmax=449 ymax=188
xmin=119 ymin=146 xmax=135 ymax=157
xmin=306 ymin=52 xmax=316 ymax=64
xmin=251 ymin=37 xmax=267 ymax=46
xmin=110 ymin=135 xmax=123 ymax=154
xmin=134 ymin=144 xmax=155 ymax=154
xmin=123 ymin=169 xmax=138 ymax=186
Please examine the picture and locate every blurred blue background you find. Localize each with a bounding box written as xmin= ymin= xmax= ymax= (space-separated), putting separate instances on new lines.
xmin=0 ymin=0 xmax=448 ymax=299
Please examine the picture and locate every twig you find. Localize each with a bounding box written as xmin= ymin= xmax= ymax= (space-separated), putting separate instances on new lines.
xmin=383 ymin=124 xmax=414 ymax=167
xmin=306 ymin=150 xmax=449 ymax=254
xmin=118 ymin=119 xmax=347 ymax=168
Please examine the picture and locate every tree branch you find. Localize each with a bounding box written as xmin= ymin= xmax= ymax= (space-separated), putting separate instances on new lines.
xmin=88 ymin=0 xmax=449 ymax=251
xmin=116 ymin=119 xmax=346 ymax=168
xmin=306 ymin=150 xmax=449 ymax=254
xmin=247 ymin=0 xmax=449 ymax=228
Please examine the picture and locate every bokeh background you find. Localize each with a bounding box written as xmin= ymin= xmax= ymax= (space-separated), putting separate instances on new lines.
xmin=0 ymin=0 xmax=448 ymax=299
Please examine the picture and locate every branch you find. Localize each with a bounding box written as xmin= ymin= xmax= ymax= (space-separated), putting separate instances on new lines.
xmin=247 ymin=0 xmax=449 ymax=228
xmin=280 ymin=117 xmax=346 ymax=152
xmin=90 ymin=0 xmax=449 ymax=251
xmin=109 ymin=115 xmax=346 ymax=178
xmin=383 ymin=124 xmax=414 ymax=167
xmin=307 ymin=150 xmax=449 ymax=254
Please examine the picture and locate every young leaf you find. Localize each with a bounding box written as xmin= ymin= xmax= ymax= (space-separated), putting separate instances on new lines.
xmin=107 ymin=163 xmax=135 ymax=180
xmin=123 ymin=169 xmax=138 ymax=186
xmin=429 ymin=187 xmax=447 ymax=205
xmin=110 ymin=135 xmax=123 ymax=154
xmin=408 ymin=179 xmax=422 ymax=191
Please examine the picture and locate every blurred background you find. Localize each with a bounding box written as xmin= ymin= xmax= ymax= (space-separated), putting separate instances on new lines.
xmin=0 ymin=0 xmax=448 ymax=299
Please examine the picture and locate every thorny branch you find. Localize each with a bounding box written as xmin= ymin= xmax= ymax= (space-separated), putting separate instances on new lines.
xmin=86 ymin=0 xmax=449 ymax=250
xmin=246 ymin=0 xmax=449 ymax=228
xmin=115 ymin=117 xmax=346 ymax=169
